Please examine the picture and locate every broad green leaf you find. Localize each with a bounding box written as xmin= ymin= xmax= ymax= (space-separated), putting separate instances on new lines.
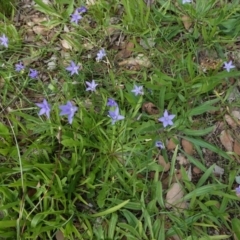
xmin=232 ymin=218 xmax=240 ymax=239
xmin=34 ymin=0 xmax=62 ymax=18
xmin=181 ymin=126 xmax=214 ymax=136
xmin=187 ymin=99 xmax=219 ymax=116
xmin=91 ymin=199 xmax=129 ymax=217
xmin=182 ymin=136 xmax=231 ymax=161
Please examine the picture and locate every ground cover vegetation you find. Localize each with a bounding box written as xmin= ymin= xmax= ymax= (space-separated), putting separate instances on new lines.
xmin=1 ymin=0 xmax=240 ymax=239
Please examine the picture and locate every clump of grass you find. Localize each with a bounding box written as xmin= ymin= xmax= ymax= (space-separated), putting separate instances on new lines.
xmin=1 ymin=0 xmax=240 ymax=239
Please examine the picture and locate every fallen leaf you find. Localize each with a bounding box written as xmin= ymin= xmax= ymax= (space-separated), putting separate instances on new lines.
xmin=213 ymin=164 xmax=224 ymax=176
xmin=224 ymin=114 xmax=237 ymax=128
xmin=182 ymin=139 xmax=194 ymax=155
xmin=55 ymin=230 xmax=64 ymax=240
xmin=142 ymin=102 xmax=159 ymax=115
xmin=140 ymin=38 xmax=155 ymax=49
xmin=176 ymin=154 xmax=189 ymax=165
xmin=219 ymin=130 xmax=233 ymax=151
xmin=166 ymin=183 xmax=184 ymax=208
xmin=115 ymin=42 xmax=134 ymax=60
xmin=167 ymin=137 xmax=178 ymax=150
xmin=181 ymin=15 xmax=192 ymax=30
xmin=187 ymin=165 xmax=192 ymax=181
xmin=234 ymin=141 xmax=240 ymax=155
xmin=158 ymin=155 xmax=170 ymax=172
xmin=32 ymin=26 xmax=49 ymax=35
xmin=61 ymin=39 xmax=72 ymax=50
xmin=193 ymin=167 xmax=201 ymax=174
xmin=118 ymin=54 xmax=151 ymax=68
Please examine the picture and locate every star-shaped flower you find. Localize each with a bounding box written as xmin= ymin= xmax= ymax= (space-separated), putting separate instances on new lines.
xmin=29 ymin=69 xmax=38 ymax=79
xmin=158 ymin=110 xmax=175 ymax=128
xmin=108 ymin=106 xmax=125 ymax=125
xmin=66 ymin=61 xmax=80 ymax=76
xmin=15 ymin=62 xmax=24 ymax=72
xmin=96 ymin=49 xmax=106 ymax=61
xmin=59 ymin=101 xmax=78 ymax=124
xmin=182 ymin=0 xmax=192 ymax=3
xmin=77 ymin=6 xmax=87 ymax=14
xmin=36 ymin=99 xmax=51 ymax=118
xmin=70 ymin=10 xmax=82 ymax=24
xmin=0 ymin=34 xmax=8 ymax=48
xmin=107 ymin=98 xmax=118 ymax=107
xmin=236 ymin=185 xmax=240 ymax=195
xmin=155 ymin=141 xmax=165 ymax=149
xmin=223 ymin=61 xmax=235 ymax=72
xmin=86 ymin=80 xmax=98 ymax=92
xmin=131 ymin=85 xmax=144 ymax=96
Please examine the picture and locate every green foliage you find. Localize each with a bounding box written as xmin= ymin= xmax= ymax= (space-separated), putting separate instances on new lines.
xmin=1 ymin=0 xmax=240 ymax=239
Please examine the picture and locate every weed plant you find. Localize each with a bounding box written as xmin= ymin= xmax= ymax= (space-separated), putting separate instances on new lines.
xmin=0 ymin=0 xmax=240 ymax=239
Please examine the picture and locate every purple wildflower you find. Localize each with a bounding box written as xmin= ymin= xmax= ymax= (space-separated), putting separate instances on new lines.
xmin=107 ymin=98 xmax=118 ymax=107
xmin=131 ymin=85 xmax=144 ymax=96
xmin=15 ymin=62 xmax=24 ymax=72
xmin=29 ymin=69 xmax=38 ymax=79
xmin=155 ymin=141 xmax=165 ymax=149
xmin=236 ymin=185 xmax=240 ymax=195
xmin=158 ymin=110 xmax=175 ymax=128
xmin=59 ymin=101 xmax=78 ymax=124
xmin=77 ymin=6 xmax=87 ymax=14
xmin=96 ymin=49 xmax=106 ymax=61
xmin=86 ymin=80 xmax=98 ymax=92
xmin=36 ymin=99 xmax=51 ymax=119
xmin=0 ymin=34 xmax=8 ymax=48
xmin=66 ymin=61 xmax=80 ymax=76
xmin=70 ymin=10 xmax=82 ymax=24
xmin=108 ymin=106 xmax=125 ymax=125
xmin=223 ymin=61 xmax=235 ymax=72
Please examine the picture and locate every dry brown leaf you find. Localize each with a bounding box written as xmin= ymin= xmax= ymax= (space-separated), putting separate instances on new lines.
xmin=32 ymin=26 xmax=49 ymax=35
xmin=232 ymin=110 xmax=240 ymax=121
xmin=176 ymin=154 xmax=189 ymax=165
xmin=219 ymin=130 xmax=233 ymax=151
xmin=234 ymin=141 xmax=240 ymax=155
xmin=213 ymin=164 xmax=224 ymax=176
xmin=32 ymin=17 xmax=47 ymax=24
xmin=55 ymin=230 xmax=64 ymax=240
xmin=118 ymin=54 xmax=151 ymax=68
xmin=193 ymin=167 xmax=201 ymax=174
xmin=61 ymin=39 xmax=72 ymax=50
xmin=167 ymin=137 xmax=178 ymax=150
xmin=115 ymin=42 xmax=134 ymax=60
xmin=142 ymin=102 xmax=159 ymax=115
xmin=182 ymin=139 xmax=194 ymax=155
xmin=224 ymin=114 xmax=237 ymax=128
xmin=166 ymin=183 xmax=184 ymax=208
xmin=181 ymin=15 xmax=192 ymax=30
xmin=158 ymin=155 xmax=170 ymax=172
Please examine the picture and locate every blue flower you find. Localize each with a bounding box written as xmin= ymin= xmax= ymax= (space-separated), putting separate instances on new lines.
xmin=107 ymin=98 xmax=118 ymax=107
xmin=70 ymin=10 xmax=82 ymax=24
xmin=223 ymin=61 xmax=235 ymax=72
xmin=131 ymin=85 xmax=144 ymax=96
xmin=96 ymin=49 xmax=106 ymax=61
xmin=59 ymin=101 xmax=78 ymax=124
xmin=86 ymin=80 xmax=98 ymax=92
xmin=108 ymin=106 xmax=124 ymax=125
xmin=36 ymin=99 xmax=51 ymax=118
xmin=15 ymin=62 xmax=24 ymax=72
xmin=0 ymin=34 xmax=8 ymax=48
xmin=158 ymin=110 xmax=175 ymax=128
xmin=66 ymin=61 xmax=80 ymax=75
xmin=77 ymin=6 xmax=87 ymax=14
xmin=29 ymin=69 xmax=38 ymax=79
xmin=236 ymin=185 xmax=240 ymax=195
xmin=155 ymin=141 xmax=164 ymax=149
